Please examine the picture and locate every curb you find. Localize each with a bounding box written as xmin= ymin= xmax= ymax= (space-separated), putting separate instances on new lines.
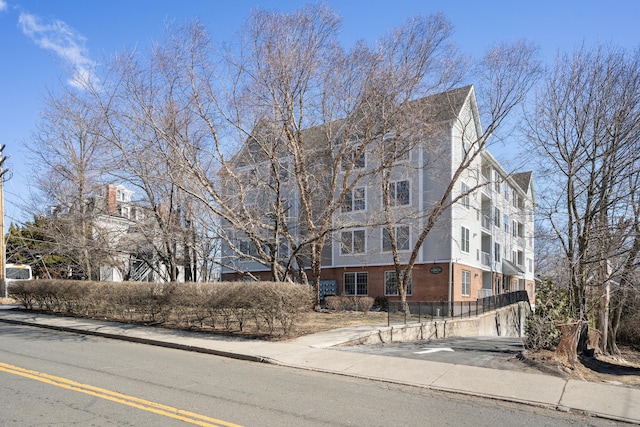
xmin=0 ymin=316 xmax=267 ymax=363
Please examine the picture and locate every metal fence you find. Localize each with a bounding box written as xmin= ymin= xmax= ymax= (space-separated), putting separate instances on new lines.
xmin=387 ymin=290 xmax=530 ymax=326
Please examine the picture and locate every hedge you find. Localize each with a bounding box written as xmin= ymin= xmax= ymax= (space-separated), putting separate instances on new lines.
xmin=9 ymin=280 xmax=313 ymax=337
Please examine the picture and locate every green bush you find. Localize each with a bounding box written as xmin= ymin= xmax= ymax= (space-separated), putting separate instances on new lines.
xmin=524 ymin=280 xmax=571 ymax=351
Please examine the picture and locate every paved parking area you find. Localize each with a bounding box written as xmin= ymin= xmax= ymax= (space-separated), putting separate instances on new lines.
xmin=333 ymin=337 xmax=536 ymax=372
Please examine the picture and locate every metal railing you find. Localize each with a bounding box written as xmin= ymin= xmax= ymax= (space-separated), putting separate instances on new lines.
xmin=387 ymin=290 xmax=529 ymax=326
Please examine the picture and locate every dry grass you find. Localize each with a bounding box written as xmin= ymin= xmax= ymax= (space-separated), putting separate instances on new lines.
xmin=290 ymin=310 xmax=388 ymax=338
xmin=522 ymin=347 xmax=640 ymax=388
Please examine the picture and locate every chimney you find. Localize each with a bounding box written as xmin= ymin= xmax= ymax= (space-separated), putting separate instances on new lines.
xmin=107 ymin=184 xmax=117 ymax=215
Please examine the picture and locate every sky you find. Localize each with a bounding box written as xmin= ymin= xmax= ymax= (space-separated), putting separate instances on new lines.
xmin=1 ymin=0 xmax=639 ymax=225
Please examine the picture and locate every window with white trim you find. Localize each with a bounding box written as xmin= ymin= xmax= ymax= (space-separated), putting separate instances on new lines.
xmin=461 ymin=182 xmax=470 ymax=209
xmin=494 ymin=207 xmax=501 ymax=227
xmin=494 ymin=169 xmax=501 ymax=192
xmin=344 ymin=272 xmax=368 ymax=296
xmin=384 ymin=271 xmax=412 ymax=296
xmin=387 ymin=180 xmax=410 ymax=206
xmin=239 ymin=240 xmax=259 ymax=257
xmin=382 ymin=138 xmax=410 ymax=164
xmin=382 ymin=226 xmax=410 ymax=252
xmin=341 ymin=229 xmax=365 ymax=254
xmin=342 ymin=187 xmax=366 ymax=213
xmin=341 ymin=147 xmax=365 ymax=170
xmin=461 ymin=226 xmax=470 ymax=253
xmin=462 ymin=270 xmax=471 ymax=296
xmin=494 ymin=242 xmax=501 ymax=262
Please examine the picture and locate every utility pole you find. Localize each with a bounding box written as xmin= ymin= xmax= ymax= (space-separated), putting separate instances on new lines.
xmin=0 ymin=145 xmax=8 ymax=298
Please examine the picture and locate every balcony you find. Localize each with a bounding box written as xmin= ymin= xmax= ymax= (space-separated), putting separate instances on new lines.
xmin=479 ymin=288 xmax=493 ymax=298
xmin=481 ymin=251 xmax=491 ymax=267
xmin=481 ymin=214 xmax=492 ymax=230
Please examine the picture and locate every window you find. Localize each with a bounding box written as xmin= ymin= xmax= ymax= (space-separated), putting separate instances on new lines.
xmin=512 ymin=189 xmax=518 ymax=208
xmin=494 ymin=242 xmax=501 ymax=262
xmin=384 ymin=271 xmax=412 ymax=296
xmin=494 ymin=207 xmax=501 ymax=227
xmin=462 ymin=270 xmax=471 ymax=296
xmin=344 ymin=272 xmax=368 ymax=296
xmin=387 ymin=180 xmax=410 ymax=206
xmin=341 ymin=229 xmax=365 ymax=255
xmin=342 ymin=187 xmax=366 ymax=212
xmin=494 ymin=170 xmax=501 ymax=192
xmin=277 ymin=238 xmax=289 ymax=259
xmin=382 ymin=226 xmax=410 ymax=252
xmin=528 ymin=258 xmax=533 ymax=273
xmin=461 ymin=226 xmax=470 ymax=253
xmin=239 ymin=240 xmax=259 ymax=257
xmin=118 ymin=205 xmax=130 ymax=219
xmin=512 ymin=220 xmax=517 ymax=237
xmin=461 ymin=182 xmax=470 ymax=209
xmin=382 ymin=138 xmax=410 ymax=164
xmin=504 ymin=215 xmax=509 ymax=234
xmin=133 ymin=207 xmax=145 ymax=221
xmin=342 ymin=147 xmax=365 ymax=170
xmin=504 ymin=183 xmax=510 ymax=201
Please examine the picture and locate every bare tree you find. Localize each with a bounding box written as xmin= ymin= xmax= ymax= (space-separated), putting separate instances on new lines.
xmin=84 ymin=34 xmax=213 ymax=283
xmin=26 ymin=89 xmax=111 ymax=279
xmin=154 ymin=8 xmax=471 ymax=305
xmin=525 ymin=44 xmax=640 ymax=353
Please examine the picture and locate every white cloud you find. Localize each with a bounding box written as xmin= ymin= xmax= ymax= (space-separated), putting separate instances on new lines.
xmin=18 ymin=12 xmax=99 ymax=90
xmin=0 ymin=0 xmax=8 ymax=12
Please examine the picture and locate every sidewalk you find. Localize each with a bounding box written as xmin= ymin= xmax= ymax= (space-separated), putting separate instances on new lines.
xmin=0 ymin=307 xmax=638 ymax=425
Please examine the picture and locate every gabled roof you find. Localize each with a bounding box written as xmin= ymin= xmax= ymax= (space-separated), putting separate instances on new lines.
xmin=233 ymin=85 xmax=477 ymax=167
xmin=408 ymin=85 xmax=474 ymax=124
xmin=512 ymin=171 xmax=533 ymax=193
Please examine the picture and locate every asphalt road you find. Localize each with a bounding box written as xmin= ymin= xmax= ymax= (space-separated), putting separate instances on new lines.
xmin=333 ymin=336 xmax=543 ymax=372
xmin=0 ymin=324 xmax=617 ymax=426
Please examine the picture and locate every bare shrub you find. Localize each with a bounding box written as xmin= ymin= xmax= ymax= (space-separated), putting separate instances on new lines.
xmin=9 ymin=279 xmax=313 ymax=337
xmin=324 ymin=295 xmax=343 ymax=311
xmin=354 ymin=296 xmax=374 ymax=313
xmin=8 ymin=281 xmax=36 ymax=309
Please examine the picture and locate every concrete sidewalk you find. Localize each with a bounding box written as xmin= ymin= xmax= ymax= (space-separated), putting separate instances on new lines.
xmin=0 ymin=307 xmax=638 ymax=425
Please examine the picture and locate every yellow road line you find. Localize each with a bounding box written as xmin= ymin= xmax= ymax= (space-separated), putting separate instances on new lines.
xmin=0 ymin=361 xmax=243 ymax=427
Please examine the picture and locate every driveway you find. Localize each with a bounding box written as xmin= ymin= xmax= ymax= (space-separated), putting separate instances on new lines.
xmin=333 ymin=337 xmax=537 ymax=372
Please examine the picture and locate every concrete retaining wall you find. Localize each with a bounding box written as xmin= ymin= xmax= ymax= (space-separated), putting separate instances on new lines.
xmin=338 ymin=302 xmax=531 ymax=346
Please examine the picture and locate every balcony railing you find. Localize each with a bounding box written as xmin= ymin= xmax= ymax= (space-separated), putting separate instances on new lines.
xmin=481 ymin=214 xmax=492 ymax=230
xmin=481 ymin=251 xmax=491 ymax=266
xmin=478 ymin=288 xmax=493 ymax=298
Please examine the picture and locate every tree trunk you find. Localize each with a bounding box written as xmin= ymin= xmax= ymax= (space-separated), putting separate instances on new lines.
xmin=555 ymin=321 xmax=588 ymax=367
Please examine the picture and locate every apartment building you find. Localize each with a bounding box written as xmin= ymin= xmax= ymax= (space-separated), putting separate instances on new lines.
xmin=221 ymin=85 xmax=535 ymax=302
